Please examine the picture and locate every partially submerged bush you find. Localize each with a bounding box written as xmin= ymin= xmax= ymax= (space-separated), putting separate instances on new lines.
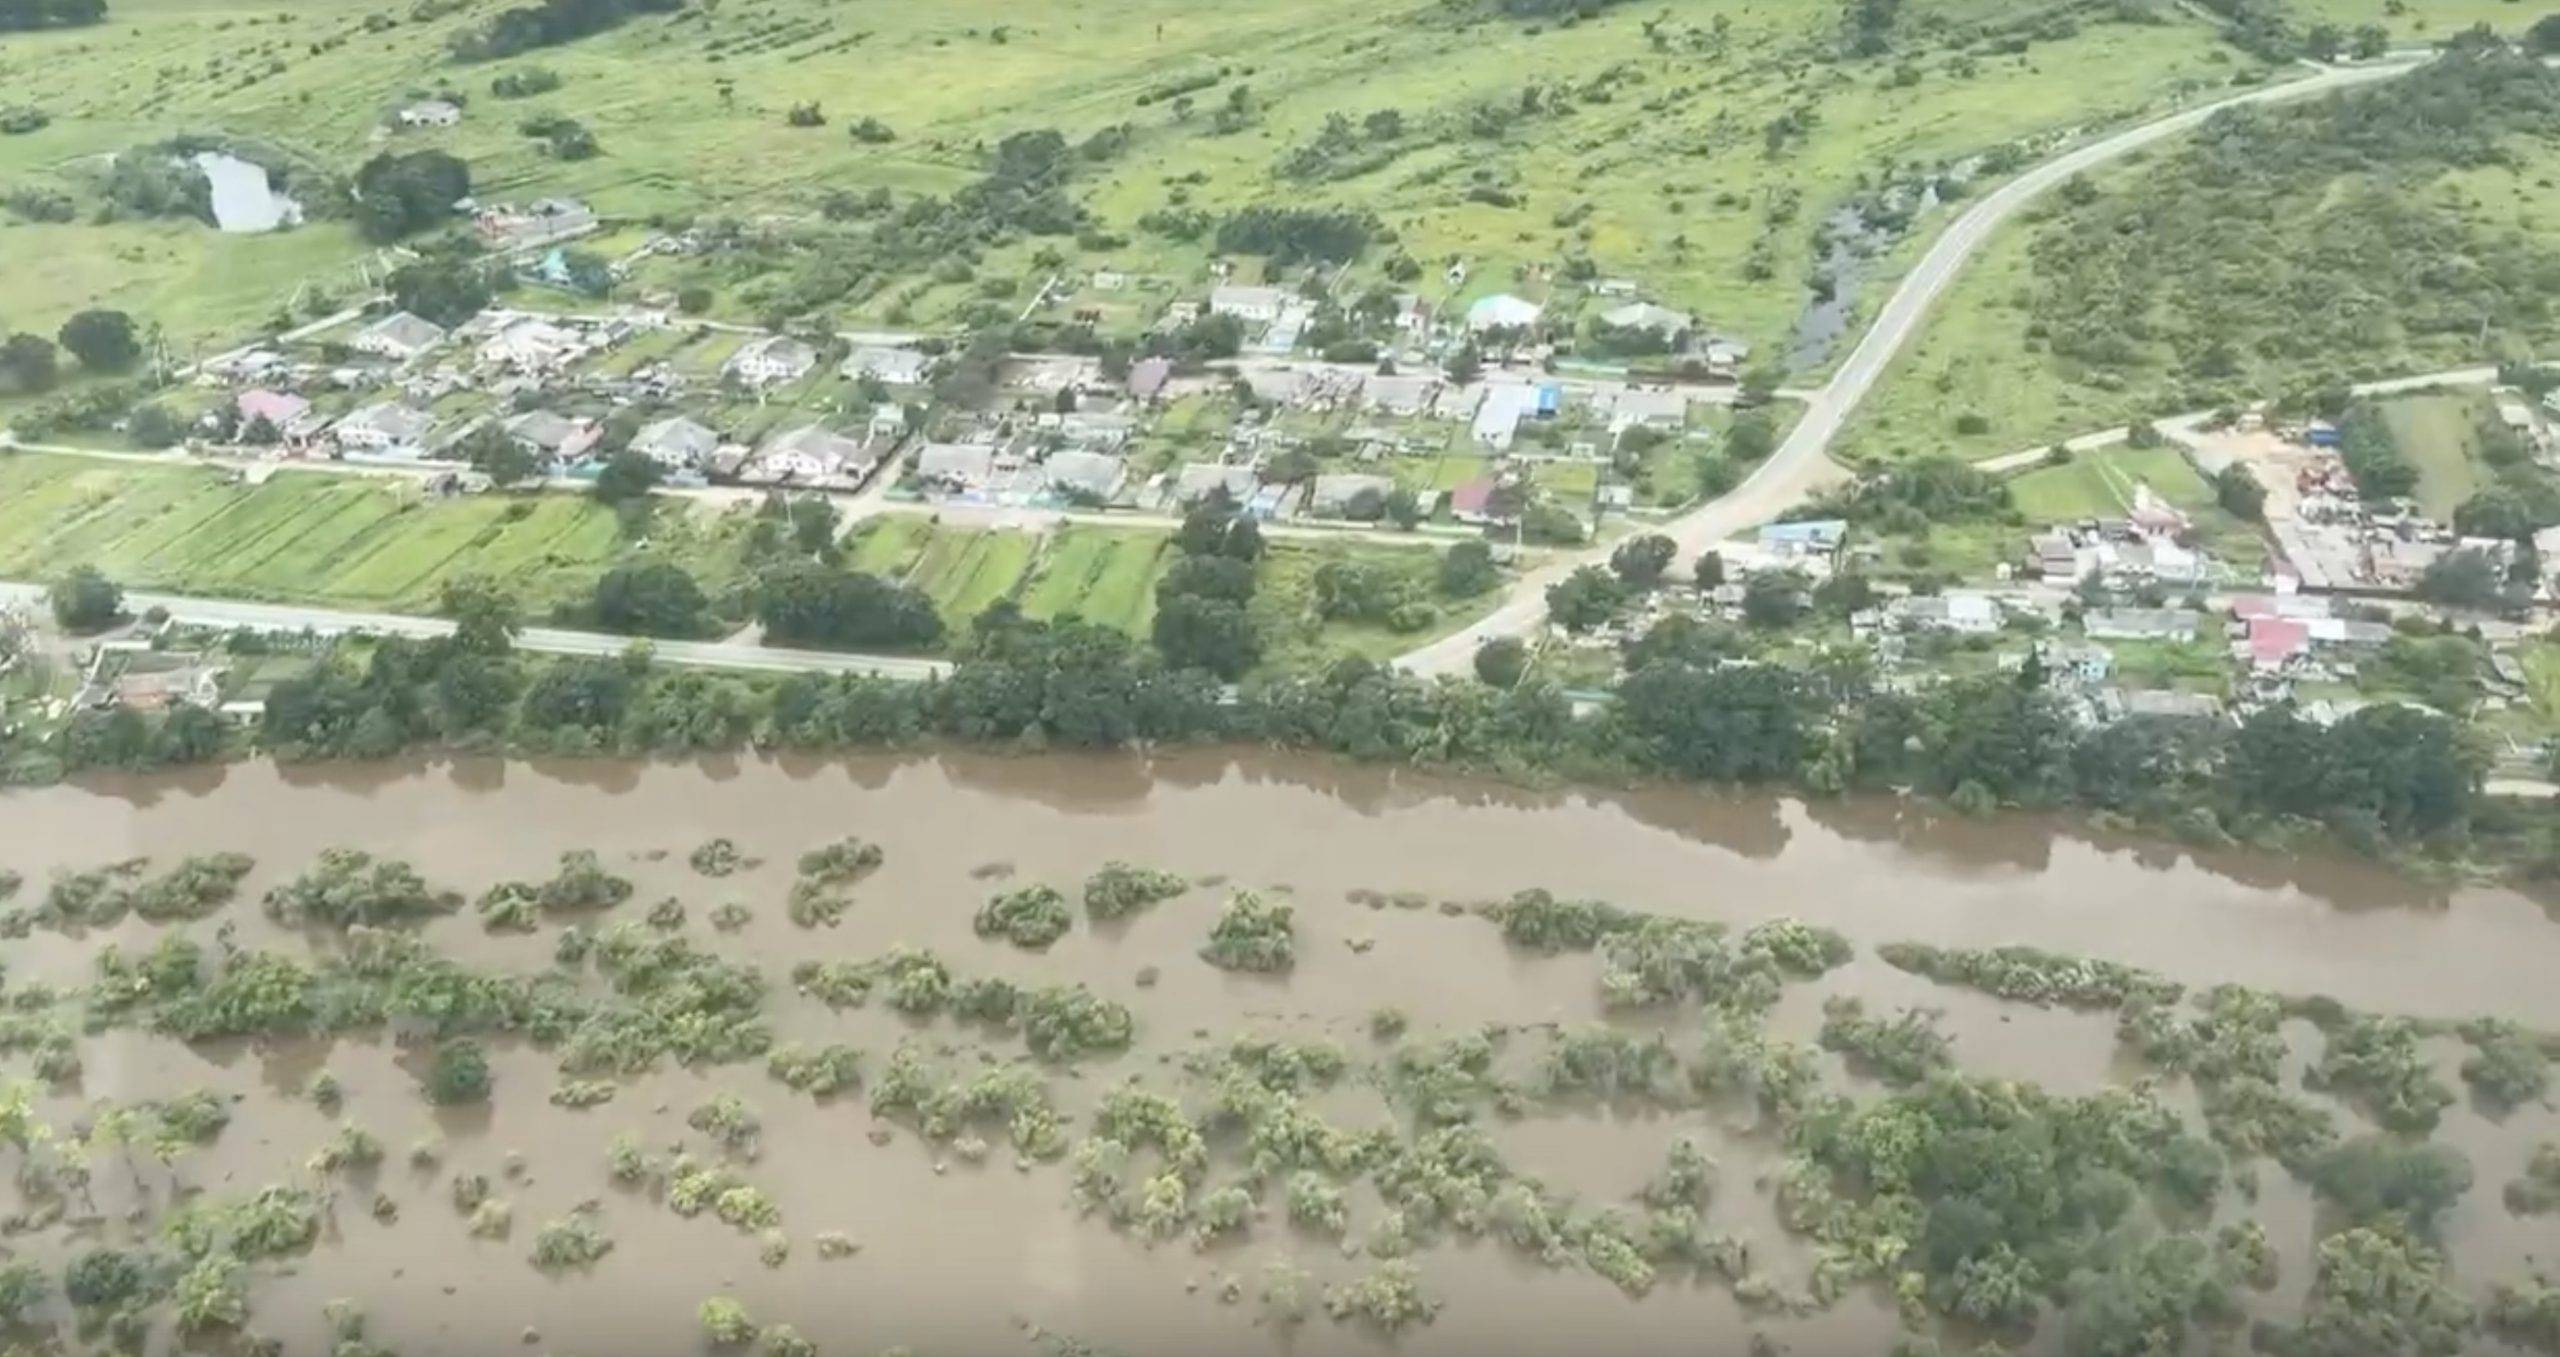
xmin=699 ymin=1296 xmax=756 ymax=1346
xmin=767 ymin=1043 xmax=862 ymax=1097
xmin=530 ymin=1210 xmax=614 ymax=1271
xmin=1021 ymin=986 xmax=1134 ymax=1062
xmin=264 ymin=849 xmax=457 ymax=929
xmin=976 ymin=885 xmax=1072 ymax=950
xmin=1084 ymin=862 xmax=1189 ymax=920
xmin=690 ymin=838 xmax=745 ymax=877
xmin=422 ymin=1038 xmax=492 ymax=1105
xmin=1202 ymin=891 xmax=1295 ymax=972
xmin=1324 ymin=1261 xmax=1438 ymax=1333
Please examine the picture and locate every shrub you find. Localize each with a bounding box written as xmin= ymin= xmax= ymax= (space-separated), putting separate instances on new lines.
xmin=422 ymin=1038 xmax=492 ymax=1105
xmin=530 ymin=1211 xmax=614 ymax=1271
xmin=1201 ymin=891 xmax=1295 ymax=972
xmin=699 ymin=1297 xmax=756 ymax=1346
xmin=1083 ymin=862 xmax=1189 ymax=920
xmin=975 ymin=885 xmax=1072 ymax=950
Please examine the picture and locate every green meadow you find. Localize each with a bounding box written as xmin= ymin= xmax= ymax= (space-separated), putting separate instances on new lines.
xmin=0 ymin=451 xmax=748 ymax=614
xmin=0 ymin=0 xmax=2368 ymax=356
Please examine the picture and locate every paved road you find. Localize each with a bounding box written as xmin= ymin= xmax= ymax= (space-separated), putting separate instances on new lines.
xmin=0 ymin=582 xmax=950 ymax=681
xmin=1394 ymin=55 xmax=2431 ymax=678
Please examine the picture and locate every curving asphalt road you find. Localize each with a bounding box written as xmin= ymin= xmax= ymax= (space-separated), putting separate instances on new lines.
xmin=0 ymin=582 xmax=950 ymax=681
xmin=1394 ymin=55 xmax=2431 ymax=678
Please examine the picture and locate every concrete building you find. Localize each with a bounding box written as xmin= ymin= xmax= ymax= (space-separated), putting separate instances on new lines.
xmin=755 ymin=424 xmax=875 ymax=482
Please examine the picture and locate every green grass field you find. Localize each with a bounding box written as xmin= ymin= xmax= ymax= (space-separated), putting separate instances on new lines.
xmin=2379 ymin=389 xmax=2489 ymax=521
xmin=842 ymin=514 xmax=1491 ymax=669
xmin=0 ymin=0 xmax=2330 ymax=357
xmin=2008 ymin=445 xmax=2213 ymax=523
xmin=0 ymin=451 xmax=746 ymax=614
xmin=846 ymin=517 xmax=1171 ymax=637
xmin=1018 ymin=526 xmax=1177 ymax=634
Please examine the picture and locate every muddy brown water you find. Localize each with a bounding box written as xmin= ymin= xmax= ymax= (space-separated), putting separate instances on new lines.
xmin=5 ymin=749 xmax=2560 ymax=1356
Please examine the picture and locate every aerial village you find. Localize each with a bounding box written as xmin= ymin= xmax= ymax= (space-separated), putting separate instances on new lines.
xmin=49 ymin=187 xmax=2560 ymax=781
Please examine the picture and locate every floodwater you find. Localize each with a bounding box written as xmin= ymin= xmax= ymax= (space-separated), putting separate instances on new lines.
xmin=5 ymin=749 xmax=2559 ymax=1356
xmin=193 ymin=151 xmax=301 ymax=234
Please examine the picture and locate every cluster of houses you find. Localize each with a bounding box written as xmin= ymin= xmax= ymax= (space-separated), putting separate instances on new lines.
xmin=182 ymin=300 xmax=932 ymax=494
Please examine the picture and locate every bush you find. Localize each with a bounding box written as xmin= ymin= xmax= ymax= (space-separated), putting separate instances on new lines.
xmin=529 ymin=1211 xmax=614 ymax=1271
xmin=699 ymin=1297 xmax=756 ymax=1346
xmin=1083 ymin=862 xmax=1188 ymax=920
xmin=422 ymin=1039 xmax=492 ymax=1104
xmin=1473 ymin=636 xmax=1528 ymax=688
xmin=48 ymin=565 xmax=123 ymax=632
xmin=975 ymin=885 xmax=1072 ymax=950
xmin=1202 ymin=890 xmax=1295 ymax=972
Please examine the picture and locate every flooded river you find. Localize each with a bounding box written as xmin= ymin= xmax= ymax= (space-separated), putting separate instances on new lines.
xmin=3 ymin=750 xmax=2556 ymax=1355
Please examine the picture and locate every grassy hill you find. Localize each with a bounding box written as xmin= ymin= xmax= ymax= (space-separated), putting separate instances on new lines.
xmin=0 ymin=0 xmax=2302 ymax=355
xmin=1842 ymin=38 xmax=2560 ymax=463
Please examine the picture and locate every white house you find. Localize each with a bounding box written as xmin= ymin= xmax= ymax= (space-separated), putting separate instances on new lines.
xmin=332 ymin=402 xmax=434 ymax=454
xmin=351 ymin=311 xmax=448 ymax=362
xmin=1209 ymin=285 xmax=1291 ymax=325
xmin=1893 ymin=592 xmax=2000 ymax=635
xmin=1466 ymin=293 xmax=1543 ymax=334
xmin=1044 ymin=450 xmax=1126 ymax=502
xmin=843 ymin=346 xmax=932 ymax=386
xmin=478 ymin=318 xmax=583 ymax=373
xmin=725 ymin=335 xmax=819 ymax=388
xmin=867 ymin=403 xmax=908 ymax=442
xmin=631 ymin=416 xmax=721 ymax=469
xmin=1471 ymin=383 xmax=1541 ymax=450
xmin=396 ymin=100 xmax=462 ymax=129
xmin=755 ymin=424 xmax=874 ymax=483
xmin=1598 ymin=301 xmax=1692 ymax=340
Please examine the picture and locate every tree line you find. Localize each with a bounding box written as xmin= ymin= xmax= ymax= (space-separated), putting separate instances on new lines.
xmin=7 ymin=560 xmax=2511 ymax=875
xmin=446 ymin=0 xmax=681 ymax=62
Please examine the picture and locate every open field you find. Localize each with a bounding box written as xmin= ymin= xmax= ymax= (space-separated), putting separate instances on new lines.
xmin=2007 ymin=444 xmax=2214 ymax=522
xmin=2379 ymin=389 xmax=2490 ymax=521
xmin=2289 ymin=0 xmax=2537 ymax=41
xmin=845 ymin=515 xmax=1493 ymax=669
xmin=0 ymin=0 xmax=2319 ymax=356
xmin=1252 ymin=537 xmax=1494 ymax=671
xmin=1017 ymin=525 xmax=1178 ymax=634
xmin=0 ymin=451 xmax=747 ymax=615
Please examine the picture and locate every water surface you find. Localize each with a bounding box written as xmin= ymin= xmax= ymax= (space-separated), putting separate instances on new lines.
xmin=3 ymin=751 xmax=2552 ymax=1356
